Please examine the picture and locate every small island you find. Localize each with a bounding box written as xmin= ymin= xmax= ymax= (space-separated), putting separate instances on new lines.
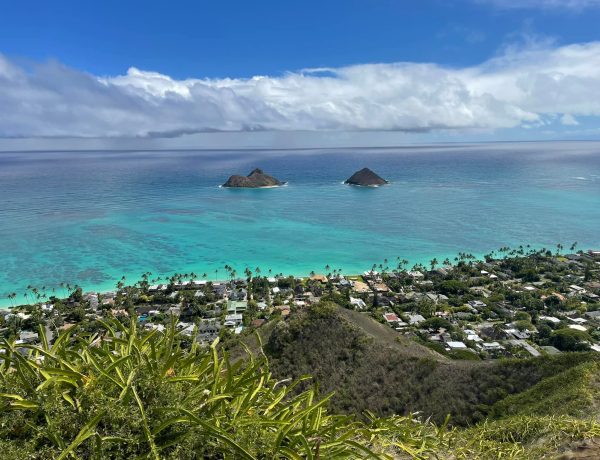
xmin=222 ymin=168 xmax=286 ymax=188
xmin=344 ymin=167 xmax=388 ymax=187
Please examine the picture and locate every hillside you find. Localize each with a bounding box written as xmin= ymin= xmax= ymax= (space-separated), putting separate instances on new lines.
xmin=260 ymin=303 xmax=600 ymax=426
xmin=0 ymin=314 xmax=598 ymax=459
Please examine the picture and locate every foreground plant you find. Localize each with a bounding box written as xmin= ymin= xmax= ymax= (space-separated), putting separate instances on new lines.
xmin=0 ymin=319 xmax=446 ymax=459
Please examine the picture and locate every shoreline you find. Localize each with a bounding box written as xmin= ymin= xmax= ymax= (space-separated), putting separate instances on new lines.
xmin=0 ymin=251 xmax=462 ymax=308
xmin=3 ymin=244 xmax=596 ymax=308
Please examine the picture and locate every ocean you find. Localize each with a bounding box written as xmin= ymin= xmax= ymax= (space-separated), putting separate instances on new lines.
xmin=1 ymin=141 xmax=599 ymax=305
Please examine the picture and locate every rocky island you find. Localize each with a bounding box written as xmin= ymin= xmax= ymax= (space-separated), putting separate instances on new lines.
xmin=344 ymin=167 xmax=388 ymax=186
xmin=222 ymin=168 xmax=285 ymax=188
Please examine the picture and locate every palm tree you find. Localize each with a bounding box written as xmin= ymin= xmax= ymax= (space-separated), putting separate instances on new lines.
xmin=430 ymin=258 xmax=438 ymax=271
xmin=7 ymin=292 xmax=16 ymax=307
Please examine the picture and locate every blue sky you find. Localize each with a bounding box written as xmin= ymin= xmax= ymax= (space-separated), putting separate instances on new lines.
xmin=1 ymin=0 xmax=600 ymax=146
xmin=2 ymin=0 xmax=600 ymax=77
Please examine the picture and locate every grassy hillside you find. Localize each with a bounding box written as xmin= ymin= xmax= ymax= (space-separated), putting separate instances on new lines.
xmin=489 ymin=361 xmax=600 ymax=420
xmin=261 ymin=302 xmax=600 ymax=426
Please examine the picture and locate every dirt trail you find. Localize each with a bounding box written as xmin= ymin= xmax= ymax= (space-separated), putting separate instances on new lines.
xmin=338 ymin=308 xmax=446 ymax=360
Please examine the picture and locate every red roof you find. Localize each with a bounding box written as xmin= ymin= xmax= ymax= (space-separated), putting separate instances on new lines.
xmin=383 ymin=313 xmax=399 ymax=322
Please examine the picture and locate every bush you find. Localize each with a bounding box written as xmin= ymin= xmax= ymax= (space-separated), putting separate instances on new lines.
xmin=550 ymin=328 xmax=592 ymax=352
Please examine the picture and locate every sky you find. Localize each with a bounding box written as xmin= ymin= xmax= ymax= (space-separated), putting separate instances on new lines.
xmin=2 ymin=0 xmax=600 ymax=148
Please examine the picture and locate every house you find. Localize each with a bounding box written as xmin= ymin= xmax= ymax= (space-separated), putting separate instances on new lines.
xmin=227 ymin=300 xmax=248 ymax=314
xmin=373 ymin=283 xmax=390 ymax=293
xmin=310 ymin=274 xmax=328 ymax=283
xmin=468 ymin=300 xmax=487 ymax=309
xmin=470 ymin=287 xmax=492 ymax=298
xmin=408 ymin=314 xmax=425 ymax=325
xmin=407 ymin=270 xmax=424 ymax=280
xmin=349 ymin=297 xmax=367 ymax=310
xmin=224 ymin=313 xmax=243 ymax=327
xmin=338 ymin=278 xmax=351 ymax=287
xmin=362 ymin=270 xmax=379 ymax=279
xmin=352 ymin=281 xmax=371 ymax=294
xmin=147 ymin=324 xmax=166 ymax=333
xmin=508 ymin=339 xmax=540 ymax=357
xmin=464 ymin=330 xmax=483 ymax=342
xmin=198 ymin=323 xmax=221 ymax=342
xmin=276 ymin=306 xmax=291 ymax=317
xmin=481 ymin=342 xmax=504 ymax=351
xmin=446 ymin=341 xmax=467 ymax=350
xmin=19 ymin=331 xmax=39 ymax=344
xmin=180 ymin=324 xmax=196 ymax=337
xmin=229 ymin=289 xmax=247 ymax=301
xmin=383 ymin=312 xmax=400 ymax=323
xmin=569 ymin=324 xmax=587 ymax=332
xmin=213 ymin=284 xmax=227 ymax=298
xmin=83 ymin=294 xmax=99 ymax=309
xmin=539 ymin=315 xmax=561 ymax=324
xmin=584 ymin=310 xmax=600 ymax=321
xmin=505 ymin=328 xmax=531 ymax=340
xmin=251 ymin=319 xmax=266 ymax=328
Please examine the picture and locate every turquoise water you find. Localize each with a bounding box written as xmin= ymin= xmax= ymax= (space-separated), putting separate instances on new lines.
xmin=1 ymin=142 xmax=599 ymax=305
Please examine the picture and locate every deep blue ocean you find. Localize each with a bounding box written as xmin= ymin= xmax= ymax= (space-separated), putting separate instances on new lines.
xmin=1 ymin=142 xmax=599 ymax=305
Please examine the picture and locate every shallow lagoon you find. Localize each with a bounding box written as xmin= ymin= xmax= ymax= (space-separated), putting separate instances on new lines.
xmin=1 ymin=142 xmax=599 ymax=304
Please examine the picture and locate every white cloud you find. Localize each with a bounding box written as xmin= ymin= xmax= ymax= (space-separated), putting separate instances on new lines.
xmin=2 ymin=41 xmax=600 ymax=138
xmin=478 ymin=0 xmax=600 ymax=9
xmin=560 ymin=114 xmax=579 ymax=125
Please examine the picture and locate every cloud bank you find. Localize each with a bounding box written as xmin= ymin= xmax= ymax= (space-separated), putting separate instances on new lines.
xmin=2 ymin=41 xmax=600 ymax=138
